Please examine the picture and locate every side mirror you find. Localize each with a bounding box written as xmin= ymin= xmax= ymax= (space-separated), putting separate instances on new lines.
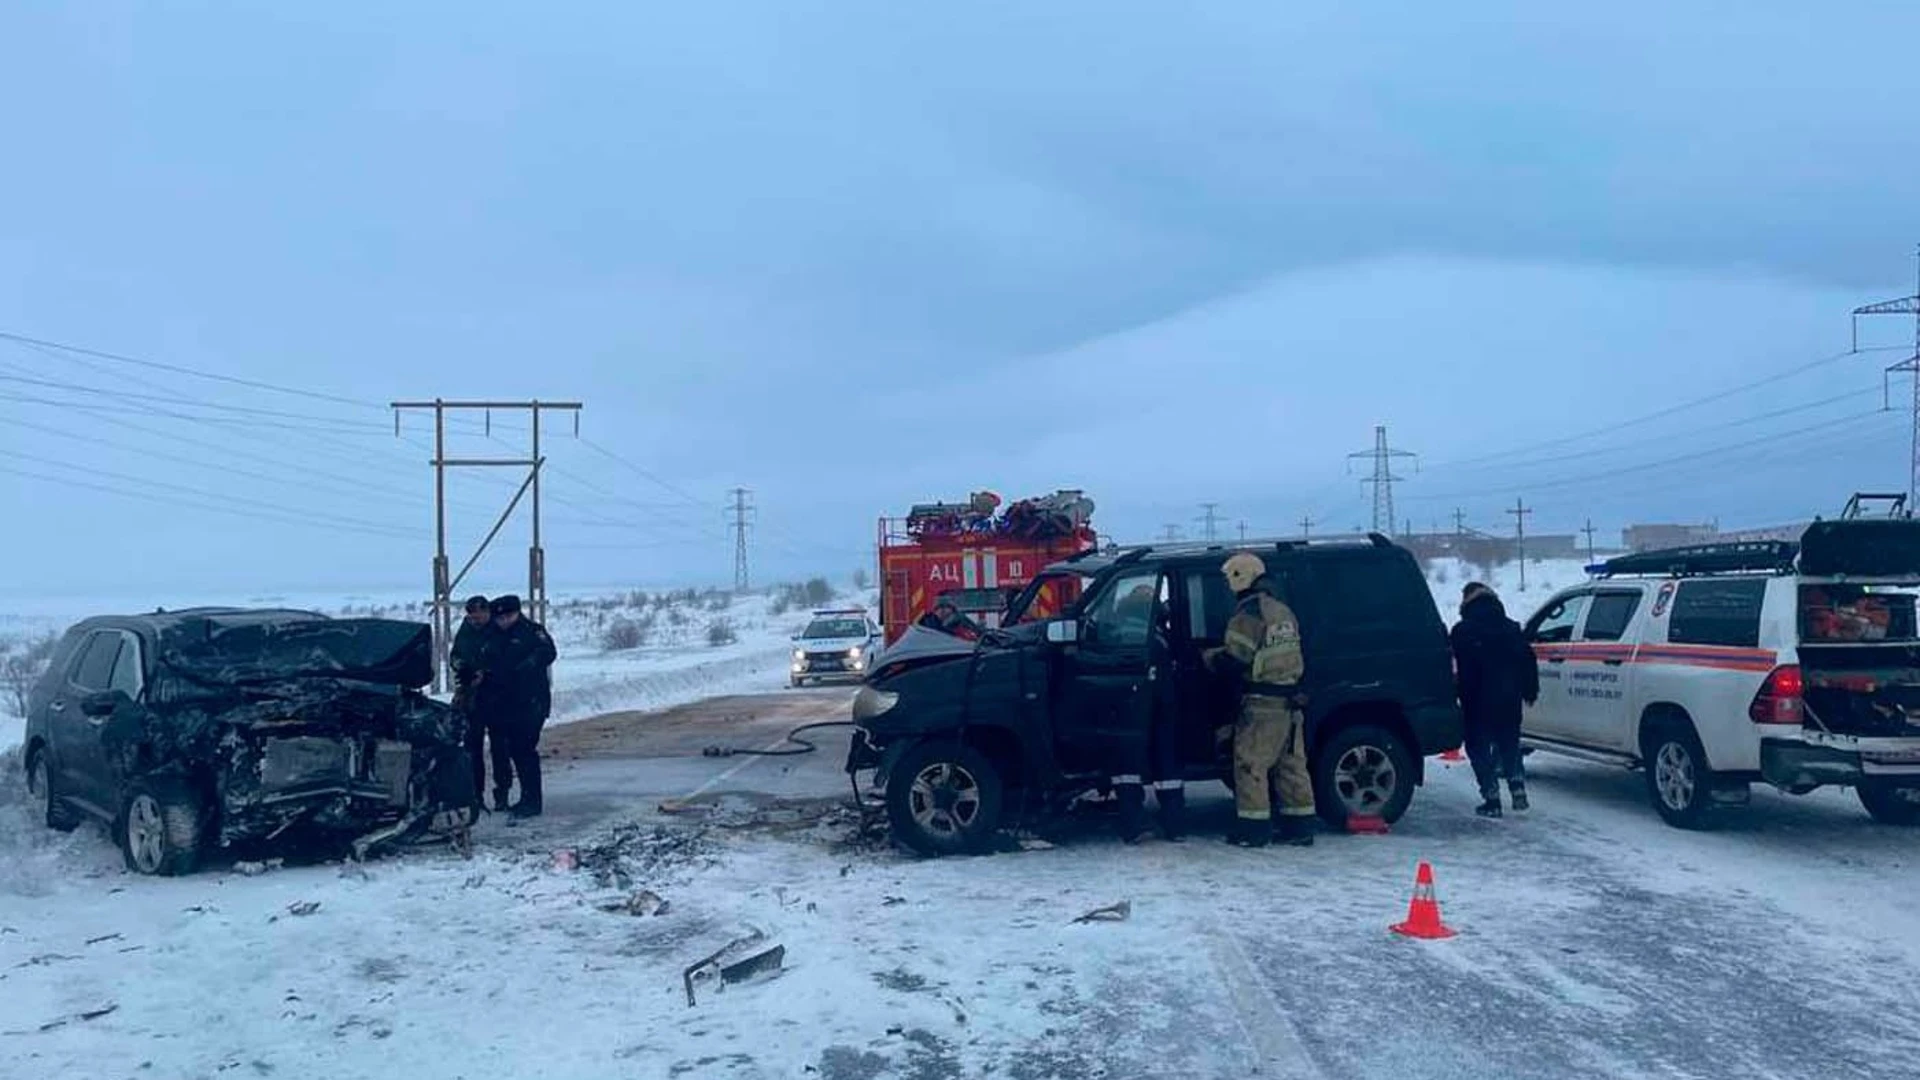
xmin=1045 ymin=620 xmax=1080 ymax=646
xmin=80 ymin=690 xmax=122 ymax=718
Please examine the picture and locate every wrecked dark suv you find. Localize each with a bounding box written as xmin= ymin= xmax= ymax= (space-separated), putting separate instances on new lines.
xmin=21 ymin=607 xmax=475 ymax=875
xmin=848 ymin=536 xmax=1466 ymax=855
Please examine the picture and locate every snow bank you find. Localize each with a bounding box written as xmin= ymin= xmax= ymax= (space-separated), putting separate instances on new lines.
xmin=1423 ymin=557 xmax=1593 ymax=625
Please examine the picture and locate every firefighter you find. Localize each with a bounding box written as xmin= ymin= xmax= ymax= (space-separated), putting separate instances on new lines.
xmin=1204 ymin=552 xmax=1314 ymax=848
xmin=450 ymin=594 xmax=508 ymax=810
xmin=479 ymin=595 xmax=559 ymax=819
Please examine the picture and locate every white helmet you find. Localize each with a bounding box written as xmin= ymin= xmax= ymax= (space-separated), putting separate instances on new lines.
xmin=1222 ymin=552 xmax=1266 ymax=593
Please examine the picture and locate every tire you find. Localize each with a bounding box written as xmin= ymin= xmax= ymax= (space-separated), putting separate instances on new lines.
xmin=1641 ymin=715 xmax=1716 ymax=830
xmin=1313 ymin=724 xmax=1417 ymax=827
xmin=1857 ymin=780 xmax=1920 ymax=826
xmin=25 ymin=746 xmax=81 ymax=833
xmin=119 ymin=776 xmax=207 ymax=876
xmin=884 ymin=740 xmax=1005 ymax=857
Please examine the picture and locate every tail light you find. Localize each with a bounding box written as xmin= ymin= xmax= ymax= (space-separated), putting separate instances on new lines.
xmin=1749 ymin=664 xmax=1804 ymax=725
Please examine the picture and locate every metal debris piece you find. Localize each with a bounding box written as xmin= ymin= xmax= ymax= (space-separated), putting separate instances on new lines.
xmin=1072 ymin=900 xmax=1131 ymax=925
xmin=717 ymin=945 xmax=786 ymax=988
xmin=234 ymin=858 xmax=285 ymax=877
xmin=286 ymin=901 xmax=322 ymax=918
xmin=25 ymin=1003 xmax=118 ymax=1033
xmin=882 ymin=896 xmax=906 ymax=907
xmin=85 ymin=933 xmax=122 ymax=946
xmin=682 ymin=929 xmax=768 ymax=1007
xmin=1018 ymin=838 xmax=1056 ymax=852
xmin=598 ymin=890 xmax=669 ymax=917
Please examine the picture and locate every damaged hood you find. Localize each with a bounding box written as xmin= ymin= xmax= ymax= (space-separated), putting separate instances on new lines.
xmin=874 ymin=625 xmax=979 ymax=668
xmin=157 ymin=616 xmax=435 ymax=690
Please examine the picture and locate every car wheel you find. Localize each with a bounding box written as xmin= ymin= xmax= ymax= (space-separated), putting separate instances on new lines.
xmin=25 ymin=747 xmax=81 ymax=833
xmin=119 ymin=777 xmax=207 ymax=876
xmin=885 ymin=740 xmax=1004 ymax=857
xmin=1314 ymin=724 xmax=1417 ymax=827
xmin=1857 ymin=780 xmax=1920 ymax=826
xmin=1642 ymin=716 xmax=1715 ymax=830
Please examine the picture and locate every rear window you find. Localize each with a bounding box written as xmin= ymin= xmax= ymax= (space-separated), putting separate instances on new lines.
xmin=1581 ymin=592 xmax=1642 ymax=643
xmin=1668 ymin=579 xmax=1766 ymax=648
xmin=71 ymin=632 xmax=122 ymax=691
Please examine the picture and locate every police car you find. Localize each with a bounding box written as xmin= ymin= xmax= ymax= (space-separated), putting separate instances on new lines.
xmin=1517 ymin=516 xmax=1920 ymax=829
xmin=790 ymin=609 xmax=882 ymax=687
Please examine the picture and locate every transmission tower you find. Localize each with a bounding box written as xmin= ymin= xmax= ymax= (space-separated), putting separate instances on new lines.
xmin=1196 ymin=503 xmax=1221 ymax=541
xmin=1347 ymin=425 xmax=1418 ymax=535
xmin=728 ymin=487 xmax=754 ymax=591
xmin=391 ymin=398 xmax=582 ymax=691
xmin=1852 ymin=245 xmax=1920 ymax=503
xmin=1160 ymin=523 xmax=1184 ymax=542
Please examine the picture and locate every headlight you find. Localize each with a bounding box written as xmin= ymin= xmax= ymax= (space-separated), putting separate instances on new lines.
xmin=852 ymin=686 xmax=899 ymax=721
xmin=792 ymin=649 xmax=805 ymax=661
xmin=847 ymin=646 xmax=863 ymax=659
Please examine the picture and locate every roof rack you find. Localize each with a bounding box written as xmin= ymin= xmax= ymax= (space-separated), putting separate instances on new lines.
xmin=1590 ymin=540 xmax=1799 ymax=579
xmin=1102 ymin=532 xmax=1396 ymax=563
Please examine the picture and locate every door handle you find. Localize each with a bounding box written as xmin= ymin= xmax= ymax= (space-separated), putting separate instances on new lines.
xmin=1602 ymin=659 xmax=1625 ymax=667
xmin=49 ymin=699 xmax=66 ymax=713
xmin=1546 ymin=657 xmax=1566 ymax=664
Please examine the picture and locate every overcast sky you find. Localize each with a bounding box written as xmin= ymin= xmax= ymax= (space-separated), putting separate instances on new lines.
xmin=2 ymin=2 xmax=1918 ymax=600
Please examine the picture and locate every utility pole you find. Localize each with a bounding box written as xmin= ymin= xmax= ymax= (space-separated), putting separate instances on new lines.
xmin=1508 ymin=497 xmax=1533 ymax=592
xmin=391 ymin=398 xmax=583 ymax=691
xmin=1582 ymin=518 xmax=1599 ymax=564
xmin=728 ymin=487 xmax=754 ymax=591
xmin=1196 ymin=502 xmax=1221 ymax=541
xmin=1347 ymin=425 xmax=1418 ymax=535
xmin=1452 ymin=508 xmax=1468 ymax=537
xmin=1852 ymin=244 xmax=1920 ymax=504
xmin=1236 ymin=520 xmax=1249 ymax=542
xmin=1160 ymin=524 xmax=1183 ymax=542
xmin=1298 ymin=514 xmax=1314 ymax=539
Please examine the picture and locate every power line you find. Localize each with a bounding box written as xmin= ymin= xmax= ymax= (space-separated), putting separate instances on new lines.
xmin=1408 ymin=407 xmax=1890 ymax=503
xmin=0 ymin=329 xmax=375 ymax=409
xmin=0 ymin=371 xmax=390 ymax=432
xmin=1850 ymin=245 xmax=1920 ymax=503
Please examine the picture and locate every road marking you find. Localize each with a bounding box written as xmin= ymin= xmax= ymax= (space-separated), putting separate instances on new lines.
xmin=1207 ymin=927 xmax=1326 ymax=1080
xmin=679 ymin=734 xmax=795 ymax=802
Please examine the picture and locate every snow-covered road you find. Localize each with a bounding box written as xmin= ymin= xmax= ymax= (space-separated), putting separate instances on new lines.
xmin=4 ymin=691 xmax=1919 ymax=1079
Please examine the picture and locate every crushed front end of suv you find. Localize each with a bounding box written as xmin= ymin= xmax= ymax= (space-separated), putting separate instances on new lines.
xmin=22 ymin=607 xmax=475 ymax=875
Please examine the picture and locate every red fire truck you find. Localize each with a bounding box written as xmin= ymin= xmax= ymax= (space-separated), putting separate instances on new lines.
xmin=877 ymin=490 xmax=1098 ymax=646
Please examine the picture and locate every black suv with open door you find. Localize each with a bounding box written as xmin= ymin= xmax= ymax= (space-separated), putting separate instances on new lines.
xmin=847 ymin=535 xmax=1464 ymax=855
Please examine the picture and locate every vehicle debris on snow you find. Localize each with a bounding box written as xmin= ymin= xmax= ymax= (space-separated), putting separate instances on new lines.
xmin=597 ymin=889 xmax=669 ymax=917
xmin=683 ymin=928 xmax=785 ymax=1007
xmin=1072 ymin=900 xmax=1131 ymax=924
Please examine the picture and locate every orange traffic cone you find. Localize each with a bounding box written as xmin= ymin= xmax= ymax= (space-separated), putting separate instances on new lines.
xmin=1439 ymin=746 xmax=1465 ymax=763
xmin=1390 ymin=861 xmax=1457 ymax=939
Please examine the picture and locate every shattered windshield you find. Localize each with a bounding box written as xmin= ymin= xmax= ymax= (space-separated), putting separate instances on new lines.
xmin=802 ymin=618 xmax=867 ymax=639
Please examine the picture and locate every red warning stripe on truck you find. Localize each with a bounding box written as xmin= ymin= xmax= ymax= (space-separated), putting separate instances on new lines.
xmin=1534 ymin=643 xmax=1777 ymax=673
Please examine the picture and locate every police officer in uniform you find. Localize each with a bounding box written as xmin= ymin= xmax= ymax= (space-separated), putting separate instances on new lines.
xmin=1205 ymin=552 xmax=1315 ymax=848
xmin=479 ymin=595 xmax=558 ymax=818
xmin=450 ymin=594 xmax=509 ymax=809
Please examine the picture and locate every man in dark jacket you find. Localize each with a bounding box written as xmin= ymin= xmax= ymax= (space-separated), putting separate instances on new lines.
xmin=1450 ymin=582 xmax=1540 ymax=817
xmin=450 ymin=594 xmax=510 ymax=810
xmin=479 ymin=595 xmax=558 ymax=818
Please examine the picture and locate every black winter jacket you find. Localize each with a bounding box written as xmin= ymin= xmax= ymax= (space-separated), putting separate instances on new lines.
xmin=479 ymin=617 xmax=558 ymax=722
xmin=1450 ymin=593 xmax=1540 ymax=729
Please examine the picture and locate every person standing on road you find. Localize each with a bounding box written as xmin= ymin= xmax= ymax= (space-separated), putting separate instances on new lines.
xmin=450 ymin=594 xmax=510 ymax=810
xmin=1451 ymin=582 xmax=1540 ymax=818
xmin=1205 ymin=552 xmax=1314 ymax=848
xmin=480 ymin=594 xmax=558 ymax=819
